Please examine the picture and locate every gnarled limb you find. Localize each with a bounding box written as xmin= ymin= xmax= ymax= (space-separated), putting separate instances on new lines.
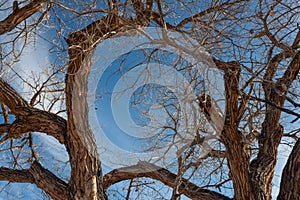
xmin=65 ymin=1 xmax=155 ymax=198
xmin=0 ymin=161 xmax=70 ymax=200
xmin=0 ymin=78 xmax=66 ymax=143
xmin=0 ymin=0 xmax=47 ymax=35
xmin=103 ymin=161 xmax=231 ymax=200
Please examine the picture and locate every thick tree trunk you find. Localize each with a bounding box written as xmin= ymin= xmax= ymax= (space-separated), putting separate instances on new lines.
xmin=64 ymin=4 xmax=153 ymax=198
xmin=277 ymin=139 xmax=300 ymax=200
xmin=250 ymin=51 xmax=300 ymax=200
xmin=222 ymin=127 xmax=253 ymax=200
xmin=66 ymin=45 xmax=106 ymax=199
xmin=214 ymin=60 xmax=254 ymax=200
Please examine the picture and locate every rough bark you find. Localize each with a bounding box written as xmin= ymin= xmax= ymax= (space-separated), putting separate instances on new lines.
xmin=66 ymin=47 xmax=106 ymax=199
xmin=103 ymin=161 xmax=231 ymax=200
xmin=215 ymin=60 xmax=254 ymax=200
xmin=277 ymin=139 xmax=300 ymax=200
xmin=0 ymin=161 xmax=70 ymax=200
xmin=29 ymin=161 xmax=70 ymax=200
xmin=64 ymin=2 xmax=153 ymax=198
xmin=250 ymin=51 xmax=300 ymax=200
xmin=0 ymin=0 xmax=47 ymax=34
xmin=0 ymin=78 xmax=66 ymax=143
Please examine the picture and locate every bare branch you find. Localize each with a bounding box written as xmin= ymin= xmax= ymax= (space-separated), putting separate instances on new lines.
xmin=0 ymin=167 xmax=34 ymax=183
xmin=0 ymin=161 xmax=69 ymax=200
xmin=29 ymin=161 xmax=69 ymax=200
xmin=103 ymin=162 xmax=231 ymax=200
xmin=0 ymin=0 xmax=47 ymax=35
xmin=0 ymin=78 xmax=29 ymax=112
xmin=176 ymin=1 xmax=243 ymax=29
xmin=0 ymin=78 xmax=66 ymax=143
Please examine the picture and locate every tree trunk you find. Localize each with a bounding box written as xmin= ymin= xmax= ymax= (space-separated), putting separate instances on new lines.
xmin=65 ymin=45 xmax=106 ymax=199
xmin=277 ymin=139 xmax=300 ymax=200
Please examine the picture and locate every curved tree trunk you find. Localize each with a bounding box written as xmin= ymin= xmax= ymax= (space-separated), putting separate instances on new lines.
xmin=65 ymin=38 xmax=106 ymax=199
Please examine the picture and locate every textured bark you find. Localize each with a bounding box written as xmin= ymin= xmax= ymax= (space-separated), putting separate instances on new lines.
xmin=0 ymin=78 xmax=29 ymax=110
xmin=0 ymin=0 xmax=47 ymax=34
xmin=103 ymin=161 xmax=231 ymax=200
xmin=0 ymin=167 xmax=34 ymax=183
xmin=250 ymin=51 xmax=300 ymax=200
xmin=65 ymin=2 xmax=153 ymax=198
xmin=0 ymin=78 xmax=66 ymax=143
xmin=66 ymin=48 xmax=106 ymax=199
xmin=0 ymin=161 xmax=70 ymax=200
xmin=7 ymin=107 xmax=66 ymax=143
xmin=29 ymin=161 xmax=70 ymax=200
xmin=214 ymin=60 xmax=254 ymax=200
xmin=277 ymin=139 xmax=300 ymax=200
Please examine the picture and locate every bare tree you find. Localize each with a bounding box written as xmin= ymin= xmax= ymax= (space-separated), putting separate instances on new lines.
xmin=0 ymin=0 xmax=299 ymax=199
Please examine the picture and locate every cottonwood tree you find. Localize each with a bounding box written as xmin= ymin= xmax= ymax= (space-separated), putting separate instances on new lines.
xmin=0 ymin=0 xmax=299 ymax=199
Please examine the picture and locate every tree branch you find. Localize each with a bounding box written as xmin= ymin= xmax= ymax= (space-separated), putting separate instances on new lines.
xmin=0 ymin=0 xmax=47 ymax=35
xmin=0 ymin=167 xmax=34 ymax=183
xmin=213 ymin=59 xmax=254 ymax=199
xmin=0 ymin=78 xmax=66 ymax=144
xmin=0 ymin=161 xmax=69 ymax=200
xmin=29 ymin=161 xmax=69 ymax=200
xmin=176 ymin=1 xmax=242 ymax=29
xmin=103 ymin=161 xmax=231 ymax=200
xmin=250 ymin=51 xmax=300 ymax=199
xmin=0 ymin=78 xmax=29 ymax=112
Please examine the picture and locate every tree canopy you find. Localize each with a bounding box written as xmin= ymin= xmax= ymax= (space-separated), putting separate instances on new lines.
xmin=0 ymin=0 xmax=299 ymax=199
